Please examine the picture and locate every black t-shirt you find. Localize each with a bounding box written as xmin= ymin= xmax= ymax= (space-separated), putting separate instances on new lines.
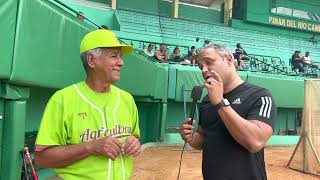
xmin=291 ymin=54 xmax=301 ymax=64
xmin=199 ymin=82 xmax=276 ymax=180
xmin=234 ymin=48 xmax=247 ymax=59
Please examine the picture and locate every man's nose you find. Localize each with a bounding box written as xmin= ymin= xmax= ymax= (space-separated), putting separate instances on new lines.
xmin=117 ymin=57 xmax=124 ymax=66
xmin=201 ymin=65 xmax=208 ymax=73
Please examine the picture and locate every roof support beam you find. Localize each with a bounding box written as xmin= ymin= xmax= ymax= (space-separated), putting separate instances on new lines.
xmin=224 ymin=0 xmax=233 ymax=26
xmin=111 ymin=0 xmax=117 ymax=10
xmin=172 ymin=0 xmax=179 ymax=18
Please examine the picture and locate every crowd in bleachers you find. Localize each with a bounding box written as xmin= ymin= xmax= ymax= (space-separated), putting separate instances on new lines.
xmin=291 ymin=50 xmax=319 ymax=74
xmin=142 ymin=37 xmax=212 ymax=65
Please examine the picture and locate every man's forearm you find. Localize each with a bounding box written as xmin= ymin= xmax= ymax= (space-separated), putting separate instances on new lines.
xmin=35 ymin=142 xmax=91 ymax=168
xmin=218 ymin=106 xmax=272 ymax=153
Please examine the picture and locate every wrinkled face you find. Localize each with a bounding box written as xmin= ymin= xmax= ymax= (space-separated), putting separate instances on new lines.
xmin=90 ymin=47 xmax=123 ymax=84
xmin=198 ymin=48 xmax=232 ymax=84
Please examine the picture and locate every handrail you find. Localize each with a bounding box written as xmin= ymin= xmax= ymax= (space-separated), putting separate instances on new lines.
xmin=247 ymin=54 xmax=289 ymax=75
xmin=120 ymin=37 xmax=190 ymax=51
xmin=50 ymin=0 xmax=129 ymax=45
xmin=52 ymin=0 xmax=101 ymax=28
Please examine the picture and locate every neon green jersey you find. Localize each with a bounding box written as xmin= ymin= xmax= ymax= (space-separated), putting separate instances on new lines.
xmin=36 ymin=81 xmax=140 ymax=180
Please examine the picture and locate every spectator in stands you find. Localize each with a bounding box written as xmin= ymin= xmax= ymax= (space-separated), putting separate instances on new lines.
xmin=194 ymin=37 xmax=202 ymax=50
xmin=203 ymin=39 xmax=210 ymax=47
xmin=234 ymin=43 xmax=248 ymax=68
xmin=77 ymin=11 xmax=85 ymax=21
xmin=170 ymin=46 xmax=182 ymax=62
xmin=144 ymin=44 xmax=154 ymax=57
xmin=187 ymin=46 xmax=197 ymax=64
xmin=291 ymin=50 xmax=304 ymax=73
xmin=301 ymin=51 xmax=318 ymax=69
xmin=155 ymin=43 xmax=168 ymax=61
xmin=309 ymin=34 xmax=317 ymax=45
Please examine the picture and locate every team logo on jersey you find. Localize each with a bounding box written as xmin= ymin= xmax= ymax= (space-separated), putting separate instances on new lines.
xmin=79 ymin=125 xmax=132 ymax=143
xmin=78 ymin=112 xmax=87 ymax=120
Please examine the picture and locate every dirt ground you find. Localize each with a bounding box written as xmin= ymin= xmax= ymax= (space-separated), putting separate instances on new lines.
xmin=132 ymin=146 xmax=320 ymax=180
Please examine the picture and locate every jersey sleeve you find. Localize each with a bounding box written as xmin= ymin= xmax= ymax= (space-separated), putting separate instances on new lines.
xmin=35 ymin=92 xmax=67 ymax=149
xmin=246 ymin=90 xmax=277 ymax=130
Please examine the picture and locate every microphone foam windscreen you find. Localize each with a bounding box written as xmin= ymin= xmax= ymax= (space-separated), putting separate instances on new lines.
xmin=191 ymin=86 xmax=203 ymax=100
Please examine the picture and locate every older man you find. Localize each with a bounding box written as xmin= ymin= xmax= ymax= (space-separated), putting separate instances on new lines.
xmin=180 ymin=44 xmax=276 ymax=180
xmin=35 ymin=29 xmax=140 ymax=179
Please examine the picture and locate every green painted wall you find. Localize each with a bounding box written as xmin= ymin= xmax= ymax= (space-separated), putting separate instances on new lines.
xmin=0 ymin=97 xmax=3 ymax=175
xmin=88 ymin=0 xmax=109 ymax=4
xmin=116 ymin=52 xmax=168 ymax=101
xmin=117 ymin=0 xmax=159 ymax=14
xmin=2 ymin=100 xmax=27 ymax=180
xmin=136 ymin=102 xmax=163 ymax=143
xmin=26 ymin=87 xmax=57 ymax=133
xmin=11 ymin=0 xmax=91 ymax=88
xmin=0 ymin=0 xmax=18 ymax=79
xmin=179 ymin=4 xmax=221 ymax=23
xmin=61 ymin=0 xmax=120 ymax=30
xmin=106 ymin=0 xmax=222 ymax=24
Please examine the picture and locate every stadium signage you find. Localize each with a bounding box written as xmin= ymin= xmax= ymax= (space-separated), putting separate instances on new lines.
xmin=268 ymin=16 xmax=320 ymax=33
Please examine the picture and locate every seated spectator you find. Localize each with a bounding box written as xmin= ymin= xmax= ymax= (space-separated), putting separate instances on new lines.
xmin=187 ymin=46 xmax=197 ymax=64
xmin=291 ymin=50 xmax=304 ymax=72
xmin=234 ymin=43 xmax=248 ymax=68
xmin=309 ymin=34 xmax=318 ymax=45
xmin=144 ymin=44 xmax=154 ymax=57
xmin=203 ymin=39 xmax=210 ymax=47
xmin=170 ymin=46 xmax=182 ymax=62
xmin=155 ymin=43 xmax=168 ymax=61
xmin=194 ymin=37 xmax=202 ymax=50
xmin=301 ymin=51 xmax=318 ymax=69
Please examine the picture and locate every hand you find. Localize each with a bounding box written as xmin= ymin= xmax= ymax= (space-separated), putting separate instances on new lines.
xmin=179 ymin=118 xmax=194 ymax=143
xmin=86 ymin=136 xmax=121 ymax=160
xmin=204 ymin=70 xmax=224 ymax=105
xmin=122 ymin=136 xmax=141 ymax=157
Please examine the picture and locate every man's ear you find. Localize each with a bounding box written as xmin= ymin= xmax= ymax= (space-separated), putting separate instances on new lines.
xmin=225 ymin=54 xmax=234 ymax=66
xmin=86 ymin=54 xmax=96 ymax=68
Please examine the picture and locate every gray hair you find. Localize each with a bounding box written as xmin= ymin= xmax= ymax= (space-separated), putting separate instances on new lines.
xmin=80 ymin=48 xmax=102 ymax=72
xmin=197 ymin=44 xmax=233 ymax=60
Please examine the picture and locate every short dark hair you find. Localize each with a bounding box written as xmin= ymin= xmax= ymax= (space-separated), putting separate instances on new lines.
xmin=191 ymin=46 xmax=195 ymax=49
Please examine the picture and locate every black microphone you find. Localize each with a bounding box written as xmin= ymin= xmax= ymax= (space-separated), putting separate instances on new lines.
xmin=188 ymin=86 xmax=203 ymax=125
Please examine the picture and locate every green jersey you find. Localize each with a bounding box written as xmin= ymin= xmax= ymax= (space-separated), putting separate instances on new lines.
xmin=36 ymin=81 xmax=140 ymax=179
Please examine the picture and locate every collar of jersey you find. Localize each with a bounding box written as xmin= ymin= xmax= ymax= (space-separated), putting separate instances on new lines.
xmin=76 ymin=81 xmax=115 ymax=109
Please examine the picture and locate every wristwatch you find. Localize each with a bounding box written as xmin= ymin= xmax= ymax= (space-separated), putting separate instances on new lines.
xmin=216 ymin=99 xmax=230 ymax=110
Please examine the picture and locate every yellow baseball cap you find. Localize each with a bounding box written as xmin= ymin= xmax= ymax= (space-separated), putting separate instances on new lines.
xmin=80 ymin=29 xmax=133 ymax=54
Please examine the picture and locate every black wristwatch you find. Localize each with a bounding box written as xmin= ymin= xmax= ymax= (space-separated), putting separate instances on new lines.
xmin=216 ymin=99 xmax=230 ymax=110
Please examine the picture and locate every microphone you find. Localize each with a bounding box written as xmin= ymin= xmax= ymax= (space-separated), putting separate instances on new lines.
xmin=188 ymin=86 xmax=203 ymax=125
